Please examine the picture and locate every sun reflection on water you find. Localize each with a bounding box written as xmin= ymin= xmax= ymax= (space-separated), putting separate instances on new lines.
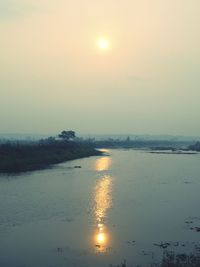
xmin=93 ymin=155 xmax=113 ymax=253
xmin=95 ymin=224 xmax=109 ymax=253
xmin=94 ymin=175 xmax=112 ymax=222
xmin=95 ymin=156 xmax=111 ymax=172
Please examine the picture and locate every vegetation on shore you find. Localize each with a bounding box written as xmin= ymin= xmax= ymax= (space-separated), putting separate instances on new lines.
xmin=92 ymin=138 xmax=193 ymax=150
xmin=111 ymin=250 xmax=200 ymax=267
xmin=1 ymin=130 xmax=199 ymax=174
xmin=91 ymin=137 xmax=200 ymax=152
xmin=188 ymin=142 xmax=200 ymax=151
xmin=0 ymin=132 xmax=101 ymax=173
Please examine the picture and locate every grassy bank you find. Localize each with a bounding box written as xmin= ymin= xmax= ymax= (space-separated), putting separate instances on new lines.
xmin=0 ymin=140 xmax=102 ymax=173
xmin=111 ymin=250 xmax=200 ymax=267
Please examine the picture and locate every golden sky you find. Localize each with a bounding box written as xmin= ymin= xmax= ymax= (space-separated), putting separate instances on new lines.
xmin=0 ymin=0 xmax=200 ymax=135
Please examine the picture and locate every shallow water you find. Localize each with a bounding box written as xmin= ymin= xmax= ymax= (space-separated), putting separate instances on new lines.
xmin=0 ymin=149 xmax=200 ymax=267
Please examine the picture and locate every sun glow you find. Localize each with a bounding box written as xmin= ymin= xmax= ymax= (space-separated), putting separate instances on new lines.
xmin=97 ymin=38 xmax=110 ymax=50
xmin=97 ymin=232 xmax=105 ymax=243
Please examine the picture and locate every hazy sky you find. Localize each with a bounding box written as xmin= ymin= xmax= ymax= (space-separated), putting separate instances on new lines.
xmin=0 ymin=0 xmax=200 ymax=135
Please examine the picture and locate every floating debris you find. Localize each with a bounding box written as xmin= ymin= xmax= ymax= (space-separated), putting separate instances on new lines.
xmin=185 ymin=221 xmax=193 ymax=224
xmin=153 ymin=242 xmax=171 ymax=249
xmin=126 ymin=240 xmax=136 ymax=246
xmin=57 ymin=247 xmax=63 ymax=253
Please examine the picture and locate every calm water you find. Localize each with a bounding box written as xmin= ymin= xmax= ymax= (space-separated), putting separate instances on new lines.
xmin=0 ymin=149 xmax=200 ymax=267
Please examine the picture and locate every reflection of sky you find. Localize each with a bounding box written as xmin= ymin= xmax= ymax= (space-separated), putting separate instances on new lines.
xmin=93 ymin=155 xmax=113 ymax=253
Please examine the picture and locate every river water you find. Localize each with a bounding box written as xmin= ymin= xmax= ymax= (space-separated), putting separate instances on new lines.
xmin=0 ymin=149 xmax=200 ymax=267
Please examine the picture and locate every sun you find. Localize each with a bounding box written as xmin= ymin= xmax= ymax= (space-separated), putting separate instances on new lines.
xmin=97 ymin=38 xmax=109 ymax=50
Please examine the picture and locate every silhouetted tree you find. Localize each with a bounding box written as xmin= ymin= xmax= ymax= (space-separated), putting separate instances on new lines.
xmin=58 ymin=130 xmax=76 ymax=141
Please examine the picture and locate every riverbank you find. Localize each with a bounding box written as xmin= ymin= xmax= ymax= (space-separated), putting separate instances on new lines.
xmin=0 ymin=141 xmax=102 ymax=173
